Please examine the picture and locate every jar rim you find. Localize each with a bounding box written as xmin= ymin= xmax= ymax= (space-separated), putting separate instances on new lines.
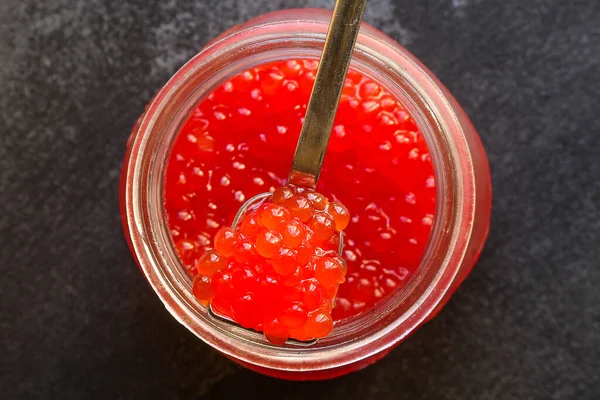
xmin=123 ymin=9 xmax=476 ymax=372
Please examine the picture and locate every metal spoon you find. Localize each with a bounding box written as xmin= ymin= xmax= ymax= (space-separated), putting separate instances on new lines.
xmin=209 ymin=0 xmax=368 ymax=345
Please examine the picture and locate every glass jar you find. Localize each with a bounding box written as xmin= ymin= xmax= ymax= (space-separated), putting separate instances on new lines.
xmin=120 ymin=9 xmax=491 ymax=380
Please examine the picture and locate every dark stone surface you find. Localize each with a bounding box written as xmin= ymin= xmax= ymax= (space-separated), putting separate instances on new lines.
xmin=1 ymin=0 xmax=599 ymax=398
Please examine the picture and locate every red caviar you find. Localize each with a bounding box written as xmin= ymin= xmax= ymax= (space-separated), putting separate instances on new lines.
xmin=165 ymin=59 xmax=436 ymax=326
xmin=195 ymin=185 xmax=347 ymax=342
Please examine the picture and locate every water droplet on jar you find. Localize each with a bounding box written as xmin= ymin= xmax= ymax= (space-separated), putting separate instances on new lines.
xmin=285 ymin=80 xmax=298 ymax=92
xmin=399 ymin=216 xmax=412 ymax=224
xmin=197 ymin=233 xmax=211 ymax=247
xmin=238 ymin=107 xmax=251 ymax=116
xmin=360 ymin=262 xmax=378 ymax=273
xmin=251 ymin=88 xmax=262 ymax=100
xmin=378 ymin=141 xmax=392 ymax=151
xmin=232 ymin=161 xmax=245 ymax=170
xmin=422 ymin=214 xmax=433 ymax=226
xmin=426 ymin=176 xmax=435 ymax=188
xmin=377 ymin=111 xmax=398 ymax=126
xmin=234 ymin=191 xmax=245 ymax=203
xmin=344 ymin=249 xmax=358 ymax=262
xmin=397 ymin=267 xmax=409 ymax=281
xmin=362 ymin=100 xmax=380 ymax=114
xmin=238 ymin=142 xmax=249 ymax=152
xmin=206 ymin=218 xmax=219 ymax=229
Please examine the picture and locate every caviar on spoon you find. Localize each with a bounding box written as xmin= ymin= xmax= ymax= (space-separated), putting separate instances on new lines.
xmin=192 ymin=0 xmax=368 ymax=344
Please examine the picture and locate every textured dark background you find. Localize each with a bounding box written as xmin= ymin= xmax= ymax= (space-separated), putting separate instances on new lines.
xmin=2 ymin=0 xmax=599 ymax=399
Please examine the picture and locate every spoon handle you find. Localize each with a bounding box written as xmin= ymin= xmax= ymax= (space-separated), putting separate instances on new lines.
xmin=288 ymin=0 xmax=368 ymax=188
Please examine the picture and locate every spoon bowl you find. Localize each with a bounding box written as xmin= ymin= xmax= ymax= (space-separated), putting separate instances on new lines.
xmin=208 ymin=191 xmax=344 ymax=345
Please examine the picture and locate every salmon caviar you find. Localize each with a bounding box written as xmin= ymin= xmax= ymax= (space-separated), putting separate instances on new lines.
xmin=195 ymin=250 xmax=227 ymax=277
xmin=213 ymin=227 xmax=238 ymax=257
xmin=193 ymin=185 xmax=346 ymax=342
xmin=165 ymin=59 xmax=436 ymax=326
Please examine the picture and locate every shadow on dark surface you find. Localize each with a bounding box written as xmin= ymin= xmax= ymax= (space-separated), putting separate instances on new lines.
xmin=1 ymin=0 xmax=599 ymax=399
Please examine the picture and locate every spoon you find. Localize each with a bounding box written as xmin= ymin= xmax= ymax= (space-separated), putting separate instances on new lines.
xmin=209 ymin=0 xmax=368 ymax=345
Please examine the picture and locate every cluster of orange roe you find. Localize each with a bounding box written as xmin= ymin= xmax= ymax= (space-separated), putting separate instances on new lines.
xmin=191 ymin=184 xmax=350 ymax=343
